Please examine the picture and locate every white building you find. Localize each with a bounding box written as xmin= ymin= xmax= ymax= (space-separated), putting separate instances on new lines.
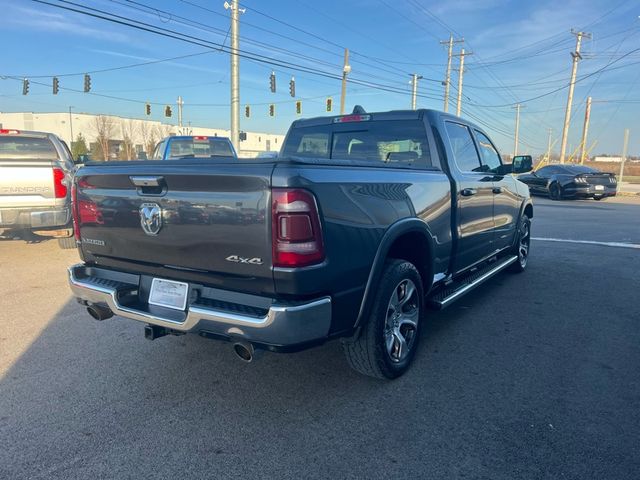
xmin=593 ymin=156 xmax=623 ymax=163
xmin=0 ymin=112 xmax=285 ymax=158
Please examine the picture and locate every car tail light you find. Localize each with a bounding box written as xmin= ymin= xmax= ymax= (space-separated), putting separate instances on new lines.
xmin=0 ymin=129 xmax=19 ymax=135
xmin=272 ymin=188 xmax=324 ymax=267
xmin=53 ymin=168 xmax=68 ymax=198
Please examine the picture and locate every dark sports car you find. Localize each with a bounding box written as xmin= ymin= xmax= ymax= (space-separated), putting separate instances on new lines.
xmin=518 ymin=164 xmax=617 ymax=201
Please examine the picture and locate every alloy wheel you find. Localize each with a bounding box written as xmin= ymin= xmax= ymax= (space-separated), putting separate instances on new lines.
xmin=384 ymin=279 xmax=419 ymax=363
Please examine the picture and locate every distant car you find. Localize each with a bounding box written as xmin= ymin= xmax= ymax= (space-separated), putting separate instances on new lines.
xmin=518 ymin=164 xmax=617 ymax=200
xmin=152 ymin=135 xmax=237 ymax=160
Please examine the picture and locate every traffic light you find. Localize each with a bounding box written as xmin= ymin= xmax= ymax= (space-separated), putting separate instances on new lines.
xmin=245 ymin=105 xmax=251 ymax=118
xmin=165 ymin=106 xmax=172 ymax=117
xmin=326 ymin=97 xmax=332 ymax=112
xmin=83 ymin=74 xmax=91 ymax=92
xmin=269 ymin=104 xmax=275 ymax=117
xmin=295 ymin=101 xmax=302 ymax=115
xmin=52 ymin=77 xmax=59 ymax=95
xmin=22 ymin=79 xmax=29 ymax=95
xmin=145 ymin=103 xmax=151 ymax=116
xmin=239 ymin=131 xmax=247 ymax=141
xmin=289 ymin=77 xmax=295 ymax=97
xmin=269 ymin=71 xmax=276 ymax=93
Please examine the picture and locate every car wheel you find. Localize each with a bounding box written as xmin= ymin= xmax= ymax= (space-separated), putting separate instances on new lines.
xmin=343 ymin=259 xmax=423 ymax=379
xmin=549 ymin=182 xmax=562 ymax=200
xmin=57 ymin=236 xmax=77 ymax=249
xmin=594 ymin=196 xmax=605 ymax=201
xmin=508 ymin=214 xmax=531 ymax=273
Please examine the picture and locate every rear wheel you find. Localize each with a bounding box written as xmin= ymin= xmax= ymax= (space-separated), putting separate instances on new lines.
xmin=549 ymin=182 xmax=563 ymax=201
xmin=594 ymin=196 xmax=605 ymax=201
xmin=57 ymin=236 xmax=77 ymax=249
xmin=343 ymin=260 xmax=423 ymax=379
xmin=508 ymin=214 xmax=531 ymax=273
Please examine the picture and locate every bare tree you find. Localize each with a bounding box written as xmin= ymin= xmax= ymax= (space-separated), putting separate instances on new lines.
xmin=139 ymin=121 xmax=158 ymax=158
xmin=119 ymin=119 xmax=137 ymax=160
xmin=154 ymin=124 xmax=172 ymax=140
xmin=92 ymin=115 xmax=117 ymax=161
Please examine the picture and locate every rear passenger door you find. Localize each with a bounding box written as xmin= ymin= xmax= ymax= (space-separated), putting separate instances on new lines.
xmin=473 ymin=130 xmax=520 ymax=251
xmin=444 ymin=122 xmax=495 ymax=273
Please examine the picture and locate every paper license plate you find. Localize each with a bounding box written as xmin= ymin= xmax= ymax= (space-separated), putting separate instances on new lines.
xmin=149 ymin=278 xmax=189 ymax=310
xmin=595 ymin=185 xmax=605 ymax=191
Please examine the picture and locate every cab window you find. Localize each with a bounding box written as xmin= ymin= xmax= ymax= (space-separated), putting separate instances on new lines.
xmin=474 ymin=130 xmax=502 ymax=172
xmin=444 ymin=122 xmax=481 ymax=172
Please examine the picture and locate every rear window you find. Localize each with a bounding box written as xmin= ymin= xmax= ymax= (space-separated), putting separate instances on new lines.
xmin=281 ymin=120 xmax=434 ymax=168
xmin=0 ymin=136 xmax=58 ymax=159
xmin=166 ymin=138 xmax=234 ymax=159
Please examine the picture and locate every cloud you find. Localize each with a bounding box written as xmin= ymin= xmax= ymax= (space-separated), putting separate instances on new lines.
xmin=6 ymin=5 xmax=130 ymax=43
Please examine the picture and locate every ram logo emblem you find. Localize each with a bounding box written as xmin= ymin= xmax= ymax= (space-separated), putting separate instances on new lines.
xmin=139 ymin=203 xmax=162 ymax=236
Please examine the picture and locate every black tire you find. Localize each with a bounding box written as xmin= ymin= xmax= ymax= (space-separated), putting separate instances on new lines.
xmin=508 ymin=214 xmax=531 ymax=273
xmin=57 ymin=236 xmax=77 ymax=249
xmin=594 ymin=196 xmax=605 ymax=201
xmin=549 ymin=182 xmax=562 ymax=201
xmin=342 ymin=259 xmax=424 ymax=379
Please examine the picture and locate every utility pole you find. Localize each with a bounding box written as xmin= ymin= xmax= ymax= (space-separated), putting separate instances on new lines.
xmin=618 ymin=128 xmax=629 ymax=187
xmin=410 ymin=74 xmax=422 ymax=110
xmin=340 ymin=48 xmax=351 ymax=115
xmin=579 ymin=96 xmax=592 ymax=164
xmin=512 ymin=104 xmax=524 ymax=157
xmin=177 ymin=95 xmax=184 ymax=129
xmin=68 ymin=106 xmax=74 ymax=146
xmin=454 ymin=49 xmax=472 ymax=117
xmin=225 ymin=0 xmax=244 ymax=152
xmin=440 ymin=35 xmax=464 ymax=112
xmin=546 ymin=128 xmax=553 ymax=162
xmin=559 ymin=30 xmax=591 ymax=164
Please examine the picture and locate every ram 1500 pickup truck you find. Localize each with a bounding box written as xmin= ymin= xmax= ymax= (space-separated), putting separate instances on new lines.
xmin=68 ymin=108 xmax=533 ymax=379
xmin=0 ymin=129 xmax=76 ymax=249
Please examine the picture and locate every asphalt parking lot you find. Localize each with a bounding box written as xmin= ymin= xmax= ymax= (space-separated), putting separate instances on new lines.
xmin=1 ymin=196 xmax=639 ymax=480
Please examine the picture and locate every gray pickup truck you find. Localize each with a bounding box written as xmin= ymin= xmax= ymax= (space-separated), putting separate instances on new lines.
xmin=68 ymin=108 xmax=533 ymax=379
xmin=0 ymin=129 xmax=76 ymax=249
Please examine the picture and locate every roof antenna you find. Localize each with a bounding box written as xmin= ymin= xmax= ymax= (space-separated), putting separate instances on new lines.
xmin=352 ymin=105 xmax=366 ymax=114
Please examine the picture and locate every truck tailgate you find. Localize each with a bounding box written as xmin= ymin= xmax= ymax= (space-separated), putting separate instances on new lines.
xmin=75 ymin=162 xmax=275 ymax=295
xmin=0 ymin=160 xmax=57 ymax=208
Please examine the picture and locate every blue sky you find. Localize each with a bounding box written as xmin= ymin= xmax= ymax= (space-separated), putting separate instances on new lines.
xmin=1 ymin=0 xmax=639 ymax=156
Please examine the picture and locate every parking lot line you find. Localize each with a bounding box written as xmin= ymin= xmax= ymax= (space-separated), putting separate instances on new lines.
xmin=532 ymin=237 xmax=640 ymax=249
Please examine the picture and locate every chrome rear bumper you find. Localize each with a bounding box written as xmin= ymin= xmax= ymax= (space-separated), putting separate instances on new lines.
xmin=68 ymin=264 xmax=332 ymax=346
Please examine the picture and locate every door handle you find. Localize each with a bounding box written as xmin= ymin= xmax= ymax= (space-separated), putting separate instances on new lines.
xmin=492 ymin=187 xmax=503 ymax=194
xmin=461 ymin=188 xmax=477 ymax=197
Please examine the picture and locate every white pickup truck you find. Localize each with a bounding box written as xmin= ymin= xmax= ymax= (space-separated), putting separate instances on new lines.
xmin=0 ymin=129 xmax=76 ymax=249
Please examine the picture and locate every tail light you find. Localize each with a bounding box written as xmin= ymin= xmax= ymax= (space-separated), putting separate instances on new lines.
xmin=272 ymin=188 xmax=324 ymax=267
xmin=53 ymin=168 xmax=68 ymax=198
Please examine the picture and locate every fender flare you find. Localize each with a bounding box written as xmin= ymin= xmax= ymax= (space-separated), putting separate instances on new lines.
xmin=352 ymin=218 xmax=436 ymax=330
xmin=512 ymin=199 xmax=533 ymax=249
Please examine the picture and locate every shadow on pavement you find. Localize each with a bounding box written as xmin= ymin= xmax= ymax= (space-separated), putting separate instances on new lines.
xmin=1 ymin=245 xmax=639 ymax=479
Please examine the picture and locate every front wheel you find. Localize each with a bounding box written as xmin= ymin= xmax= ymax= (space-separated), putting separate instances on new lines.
xmin=508 ymin=214 xmax=531 ymax=273
xmin=343 ymin=259 xmax=424 ymax=379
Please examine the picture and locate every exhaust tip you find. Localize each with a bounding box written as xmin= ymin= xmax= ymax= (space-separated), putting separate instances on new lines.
xmin=86 ymin=304 xmax=113 ymax=321
xmin=233 ymin=342 xmax=254 ymax=363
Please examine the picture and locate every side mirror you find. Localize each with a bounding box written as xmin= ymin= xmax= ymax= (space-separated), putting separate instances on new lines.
xmin=512 ymin=155 xmax=533 ymax=174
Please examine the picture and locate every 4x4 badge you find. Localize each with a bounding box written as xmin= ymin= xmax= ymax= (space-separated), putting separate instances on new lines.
xmin=139 ymin=203 xmax=162 ymax=236
xmin=226 ymin=255 xmax=263 ymax=265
